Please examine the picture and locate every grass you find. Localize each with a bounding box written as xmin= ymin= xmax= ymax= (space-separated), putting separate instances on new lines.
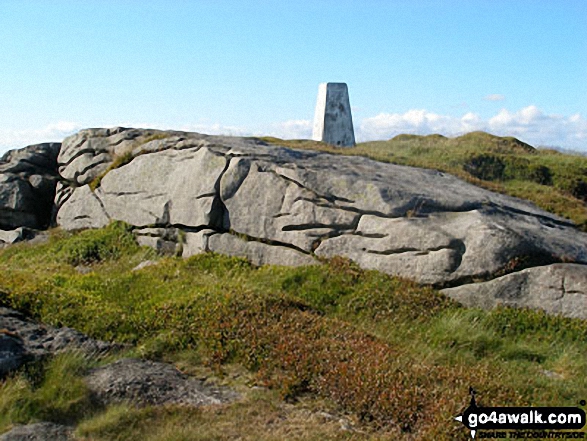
xmin=256 ymin=131 xmax=587 ymax=230
xmin=0 ymin=223 xmax=585 ymax=439
xmin=74 ymin=393 xmax=369 ymax=441
xmin=0 ymin=352 xmax=97 ymax=431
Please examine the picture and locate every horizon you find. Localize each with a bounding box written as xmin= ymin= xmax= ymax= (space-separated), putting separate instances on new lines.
xmin=1 ymin=0 xmax=586 ymax=153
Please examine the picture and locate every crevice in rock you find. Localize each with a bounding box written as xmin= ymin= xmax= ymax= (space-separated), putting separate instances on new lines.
xmin=90 ymin=191 xmax=111 ymax=221
xmin=54 ymin=186 xmax=74 ymax=209
xmin=211 ymin=155 xmax=232 ymax=231
xmin=73 ymin=157 xmax=111 ymax=181
xmin=558 ymin=275 xmax=567 ymax=300
xmin=109 ymin=131 xmax=142 ymax=147
xmin=281 ymin=218 xmax=359 ymax=232
xmin=487 ymin=202 xmax=575 ymax=228
xmin=436 ymin=252 xmax=565 ymax=290
xmin=309 ymin=214 xmax=363 ymax=252
xmin=266 ymin=169 xmax=355 ymax=205
xmin=227 ymin=229 xmax=313 ymax=256
xmin=366 ymin=247 xmax=421 ymax=256
xmin=196 ymin=192 xmax=216 ymax=200
xmin=132 ymin=224 xmax=215 ymax=234
xmin=59 ymin=147 xmax=110 ymax=168
xmin=290 ymin=196 xmax=396 ymax=219
xmin=289 ymin=195 xmax=479 ymax=221
xmin=352 ymin=232 xmax=388 ymax=238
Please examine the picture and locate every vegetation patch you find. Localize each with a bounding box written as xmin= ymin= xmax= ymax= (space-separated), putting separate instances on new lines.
xmin=0 ymin=352 xmax=97 ymax=432
xmin=88 ymin=151 xmax=134 ymax=191
xmin=0 ymin=223 xmax=586 ymax=439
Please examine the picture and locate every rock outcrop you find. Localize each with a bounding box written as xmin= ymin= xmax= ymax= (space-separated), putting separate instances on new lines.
xmin=3 ymin=127 xmax=587 ymax=319
xmin=86 ymin=358 xmax=239 ymax=407
xmin=0 ymin=422 xmax=73 ymax=441
xmin=442 ymin=264 xmax=587 ymax=319
xmin=56 ymin=128 xmax=587 ymax=281
xmin=0 ymin=307 xmax=113 ymax=377
xmin=0 ymin=143 xmax=61 ymax=230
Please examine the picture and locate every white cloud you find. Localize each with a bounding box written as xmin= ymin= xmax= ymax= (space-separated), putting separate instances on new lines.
xmin=179 ymin=123 xmax=253 ymax=137
xmin=358 ymin=106 xmax=587 ymax=149
xmin=358 ymin=109 xmax=484 ymax=141
xmin=0 ymin=121 xmax=82 ymax=154
xmin=267 ymin=119 xmax=313 ymax=140
xmin=486 ymin=106 xmax=587 ymax=147
xmin=484 ymin=94 xmax=505 ymax=101
xmin=2 ymin=107 xmax=586 ymax=154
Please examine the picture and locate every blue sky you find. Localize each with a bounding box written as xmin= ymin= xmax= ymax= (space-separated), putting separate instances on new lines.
xmin=0 ymin=0 xmax=586 ymax=152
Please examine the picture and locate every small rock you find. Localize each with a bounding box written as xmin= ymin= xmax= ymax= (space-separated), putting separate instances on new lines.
xmin=339 ymin=418 xmax=353 ymax=431
xmin=0 ymin=307 xmax=114 ymax=377
xmin=85 ymin=358 xmax=239 ymax=407
xmin=0 ymin=422 xmax=72 ymax=441
xmin=0 ymin=333 xmax=31 ymax=377
xmin=132 ymin=260 xmax=158 ymax=271
xmin=0 ymin=228 xmax=25 ymax=245
xmin=74 ymin=265 xmax=92 ymax=274
xmin=541 ymin=369 xmax=564 ymax=380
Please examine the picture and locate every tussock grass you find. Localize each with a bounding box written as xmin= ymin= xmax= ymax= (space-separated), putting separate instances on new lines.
xmin=0 ymin=352 xmax=97 ymax=433
xmin=0 ymin=223 xmax=586 ymax=439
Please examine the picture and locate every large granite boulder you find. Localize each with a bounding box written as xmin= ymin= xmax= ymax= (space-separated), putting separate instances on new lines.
xmin=0 ymin=142 xmax=61 ymax=230
xmin=442 ymin=263 xmax=587 ymax=319
xmin=53 ymin=127 xmax=587 ymax=318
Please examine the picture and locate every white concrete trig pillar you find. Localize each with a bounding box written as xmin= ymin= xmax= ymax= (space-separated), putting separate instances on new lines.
xmin=312 ymin=82 xmax=355 ymax=147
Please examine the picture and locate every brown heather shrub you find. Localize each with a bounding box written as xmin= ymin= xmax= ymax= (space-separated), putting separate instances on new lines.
xmin=163 ymin=291 xmax=518 ymax=436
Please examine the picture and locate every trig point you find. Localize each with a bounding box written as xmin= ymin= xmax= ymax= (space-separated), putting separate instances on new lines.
xmin=312 ymin=82 xmax=356 ymax=147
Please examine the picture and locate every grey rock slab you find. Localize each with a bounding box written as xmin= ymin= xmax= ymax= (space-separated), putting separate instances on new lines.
xmin=58 ymin=127 xmax=205 ymax=186
xmin=182 ymin=229 xmax=217 ymax=257
xmin=315 ymin=209 xmax=551 ymax=285
xmin=0 ymin=228 xmax=25 ymax=244
xmin=85 ymin=358 xmax=239 ymax=407
xmin=222 ymin=162 xmax=359 ymax=251
xmin=96 ymin=148 xmax=227 ymax=228
xmin=56 ymin=185 xmax=110 ymax=230
xmin=136 ymin=235 xmax=179 ymax=255
xmin=0 ymin=307 xmax=113 ymax=377
xmin=441 ymin=264 xmax=587 ymax=320
xmin=0 ymin=422 xmax=73 ymax=441
xmin=208 ymin=233 xmax=317 ymax=267
xmin=0 ymin=143 xmax=61 ymax=229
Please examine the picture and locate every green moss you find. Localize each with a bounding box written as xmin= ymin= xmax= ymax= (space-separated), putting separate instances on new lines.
xmin=89 ymin=151 xmax=135 ymax=191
